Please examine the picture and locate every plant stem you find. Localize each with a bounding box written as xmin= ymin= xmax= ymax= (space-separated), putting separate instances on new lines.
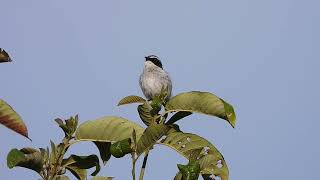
xmin=132 ymin=153 xmax=137 ymax=180
xmin=50 ymin=137 xmax=70 ymax=180
xmin=139 ymin=150 xmax=150 ymax=180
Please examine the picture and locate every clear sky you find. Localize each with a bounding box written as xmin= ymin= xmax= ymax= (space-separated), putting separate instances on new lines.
xmin=1 ymin=0 xmax=319 ymax=179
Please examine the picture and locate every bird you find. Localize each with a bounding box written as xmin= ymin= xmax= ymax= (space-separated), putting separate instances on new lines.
xmin=139 ymin=55 xmax=172 ymax=102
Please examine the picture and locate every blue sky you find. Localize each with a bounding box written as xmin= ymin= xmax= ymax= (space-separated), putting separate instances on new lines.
xmin=1 ymin=0 xmax=319 ymax=179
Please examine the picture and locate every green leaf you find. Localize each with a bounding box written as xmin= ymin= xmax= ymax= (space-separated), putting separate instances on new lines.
xmin=110 ymin=138 xmax=132 ymax=158
xmin=165 ymin=91 xmax=236 ymax=128
xmin=62 ymin=155 xmax=100 ymax=176
xmin=75 ymin=116 xmax=145 ymax=143
xmin=7 ymin=148 xmax=43 ymax=173
xmin=136 ymin=123 xmax=171 ymax=156
xmin=56 ymin=175 xmax=71 ymax=180
xmin=66 ymin=166 xmax=87 ymax=180
xmin=7 ymin=149 xmax=25 ymax=169
xmin=166 ymin=111 xmax=193 ymax=125
xmin=137 ymin=102 xmax=156 ymax=126
xmin=0 ymin=99 xmax=30 ymax=139
xmin=55 ymin=118 xmax=69 ymax=136
xmin=177 ymin=161 xmax=201 ymax=180
xmin=50 ymin=140 xmax=57 ymax=163
xmin=174 ymin=173 xmax=183 ymax=180
xmin=198 ymin=155 xmax=229 ymax=180
xmin=160 ymin=131 xmax=229 ymax=180
xmin=93 ymin=142 xmax=111 ymax=165
xmin=0 ymin=48 xmax=12 ymax=63
xmin=118 ymin=95 xmax=146 ymax=106
xmin=66 ymin=115 xmax=79 ymax=135
xmin=20 ymin=147 xmax=38 ymax=154
xmin=91 ymin=177 xmax=114 ymax=180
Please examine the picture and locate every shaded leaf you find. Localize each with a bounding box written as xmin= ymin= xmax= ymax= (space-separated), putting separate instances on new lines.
xmin=75 ymin=116 xmax=145 ymax=143
xmin=137 ymin=102 xmax=155 ymax=126
xmin=55 ymin=118 xmax=69 ymax=136
xmin=20 ymin=147 xmax=38 ymax=154
xmin=136 ymin=123 xmax=170 ymax=156
xmin=160 ymin=131 xmax=229 ymax=180
xmin=91 ymin=177 xmax=114 ymax=180
xmin=0 ymin=99 xmax=30 ymax=139
xmin=110 ymin=138 xmax=132 ymax=158
xmin=118 ymin=95 xmax=146 ymax=106
xmin=7 ymin=148 xmax=43 ymax=173
xmin=166 ymin=111 xmax=193 ymax=125
xmin=165 ymin=91 xmax=236 ymax=128
xmin=66 ymin=166 xmax=87 ymax=180
xmin=0 ymin=48 xmax=12 ymax=63
xmin=94 ymin=142 xmax=111 ymax=165
xmin=62 ymin=154 xmax=100 ymax=176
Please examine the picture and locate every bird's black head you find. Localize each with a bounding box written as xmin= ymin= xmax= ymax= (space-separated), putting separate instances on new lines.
xmin=145 ymin=55 xmax=163 ymax=69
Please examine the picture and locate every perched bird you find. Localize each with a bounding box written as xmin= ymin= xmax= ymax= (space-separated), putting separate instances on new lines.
xmin=139 ymin=55 xmax=172 ymax=102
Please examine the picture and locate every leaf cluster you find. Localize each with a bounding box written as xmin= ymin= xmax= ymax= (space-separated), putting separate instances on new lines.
xmin=3 ymin=61 xmax=236 ymax=180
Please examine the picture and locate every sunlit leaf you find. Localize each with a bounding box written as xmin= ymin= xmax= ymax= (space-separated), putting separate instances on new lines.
xmin=118 ymin=95 xmax=146 ymax=106
xmin=0 ymin=48 xmax=12 ymax=63
xmin=165 ymin=91 xmax=236 ymax=128
xmin=0 ymin=99 xmax=30 ymax=139
xmin=7 ymin=148 xmax=43 ymax=174
xmin=136 ymin=123 xmax=170 ymax=156
xmin=62 ymin=155 xmax=100 ymax=176
xmin=75 ymin=116 xmax=145 ymax=143
xmin=160 ymin=131 xmax=229 ymax=180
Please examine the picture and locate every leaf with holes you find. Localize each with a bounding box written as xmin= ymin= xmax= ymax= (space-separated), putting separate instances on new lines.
xmin=118 ymin=95 xmax=146 ymax=106
xmin=7 ymin=148 xmax=43 ymax=174
xmin=75 ymin=116 xmax=145 ymax=143
xmin=165 ymin=91 xmax=236 ymax=128
xmin=0 ymin=99 xmax=30 ymax=139
xmin=159 ymin=131 xmax=229 ymax=180
xmin=136 ymin=123 xmax=170 ymax=156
